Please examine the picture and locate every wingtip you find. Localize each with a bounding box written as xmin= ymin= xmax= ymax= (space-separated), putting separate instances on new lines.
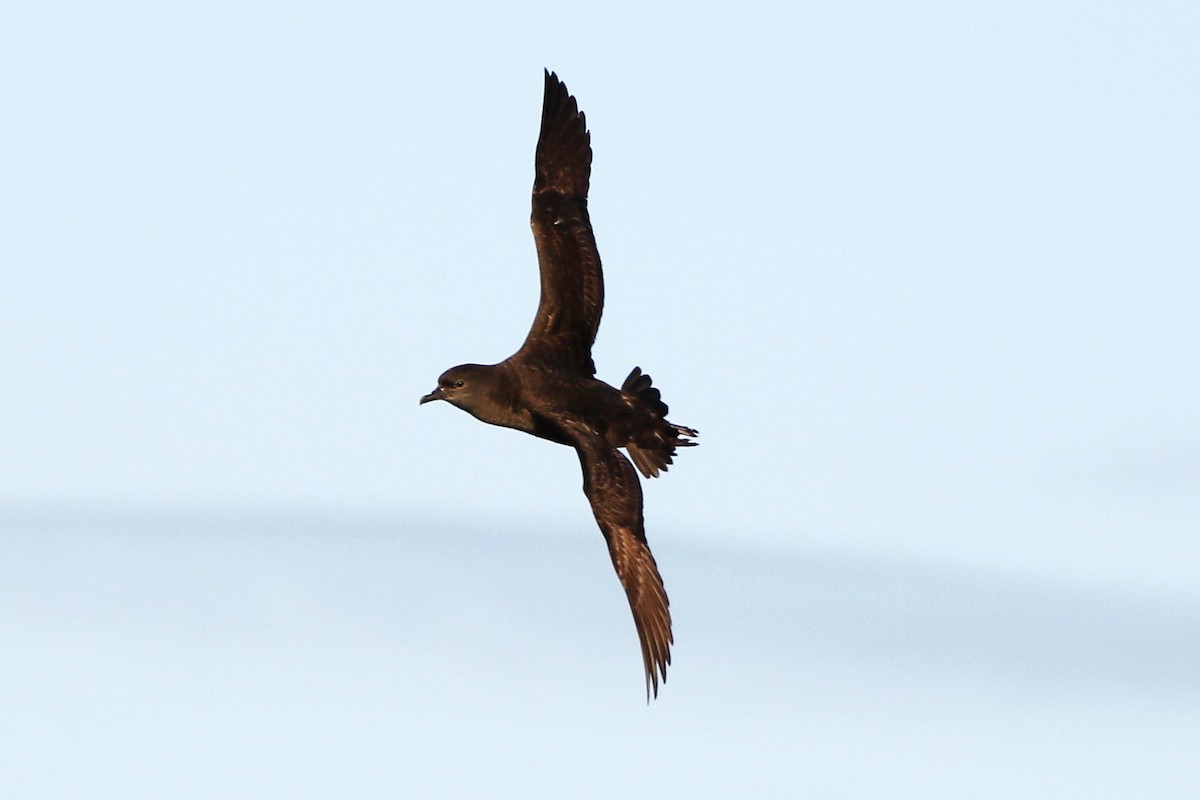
xmin=533 ymin=68 xmax=591 ymax=198
xmin=640 ymin=626 xmax=670 ymax=702
xmin=645 ymin=662 xmax=666 ymax=703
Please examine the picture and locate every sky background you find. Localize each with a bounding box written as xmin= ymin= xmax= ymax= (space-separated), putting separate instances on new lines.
xmin=2 ymin=1 xmax=1198 ymax=796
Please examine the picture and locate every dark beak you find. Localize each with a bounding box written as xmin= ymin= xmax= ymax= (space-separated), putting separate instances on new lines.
xmin=419 ymin=387 xmax=443 ymax=405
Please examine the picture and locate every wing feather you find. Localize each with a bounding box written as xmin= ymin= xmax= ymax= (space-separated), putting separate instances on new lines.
xmin=516 ymin=70 xmax=604 ymax=376
xmin=556 ymin=416 xmax=673 ymax=699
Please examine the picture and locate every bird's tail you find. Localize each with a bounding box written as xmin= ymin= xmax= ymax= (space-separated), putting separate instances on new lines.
xmin=621 ymin=367 xmax=698 ymax=479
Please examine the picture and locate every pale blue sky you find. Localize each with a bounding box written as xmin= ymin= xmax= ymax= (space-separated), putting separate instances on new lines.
xmin=2 ymin=1 xmax=1199 ymax=795
xmin=4 ymin=0 xmax=1197 ymax=591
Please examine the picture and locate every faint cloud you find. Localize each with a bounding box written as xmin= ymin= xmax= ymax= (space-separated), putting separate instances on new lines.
xmin=1098 ymin=445 xmax=1200 ymax=492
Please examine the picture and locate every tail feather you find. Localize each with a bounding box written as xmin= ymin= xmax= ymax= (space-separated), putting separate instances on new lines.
xmin=627 ymin=445 xmax=662 ymax=480
xmin=621 ymin=367 xmax=698 ymax=479
xmin=621 ymin=367 xmax=668 ymax=418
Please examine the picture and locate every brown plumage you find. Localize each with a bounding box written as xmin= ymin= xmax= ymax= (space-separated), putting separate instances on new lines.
xmin=420 ymin=71 xmax=697 ymax=699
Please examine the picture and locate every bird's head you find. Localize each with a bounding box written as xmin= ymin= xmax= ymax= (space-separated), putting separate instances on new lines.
xmin=419 ymin=364 xmax=490 ymax=413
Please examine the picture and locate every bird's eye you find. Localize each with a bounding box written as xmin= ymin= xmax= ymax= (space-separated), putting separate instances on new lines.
xmin=454 ymin=380 xmax=464 ymax=388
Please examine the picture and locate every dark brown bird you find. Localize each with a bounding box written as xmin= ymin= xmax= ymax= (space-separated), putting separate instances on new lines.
xmin=419 ymin=70 xmax=697 ymax=699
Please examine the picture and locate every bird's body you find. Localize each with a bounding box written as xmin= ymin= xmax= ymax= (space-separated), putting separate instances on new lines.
xmin=421 ymin=71 xmax=696 ymax=698
xmin=434 ymin=361 xmax=690 ymax=474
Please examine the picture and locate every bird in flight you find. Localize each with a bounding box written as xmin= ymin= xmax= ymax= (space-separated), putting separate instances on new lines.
xmin=420 ymin=70 xmax=697 ymax=699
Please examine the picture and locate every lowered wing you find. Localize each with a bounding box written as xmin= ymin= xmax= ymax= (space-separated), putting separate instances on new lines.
xmin=554 ymin=415 xmax=673 ymax=699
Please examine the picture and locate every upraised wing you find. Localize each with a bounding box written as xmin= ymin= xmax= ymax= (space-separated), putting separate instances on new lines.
xmin=515 ymin=70 xmax=604 ymax=376
xmin=554 ymin=415 xmax=673 ymax=699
